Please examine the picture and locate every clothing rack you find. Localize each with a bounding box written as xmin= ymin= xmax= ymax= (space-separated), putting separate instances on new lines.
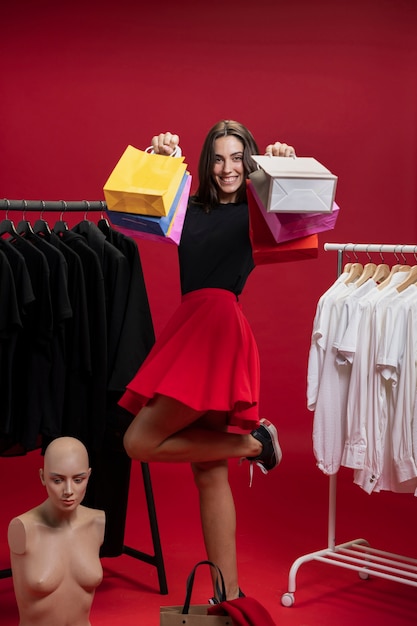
xmin=281 ymin=242 xmax=417 ymax=608
xmin=0 ymin=199 xmax=107 ymax=211
xmin=0 ymin=199 xmax=167 ymax=594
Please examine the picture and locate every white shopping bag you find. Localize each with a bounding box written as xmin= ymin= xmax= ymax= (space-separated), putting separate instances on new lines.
xmin=249 ymin=156 xmax=337 ymax=213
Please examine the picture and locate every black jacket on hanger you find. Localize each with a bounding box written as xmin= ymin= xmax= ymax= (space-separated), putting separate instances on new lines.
xmin=78 ymin=221 xmax=156 ymax=557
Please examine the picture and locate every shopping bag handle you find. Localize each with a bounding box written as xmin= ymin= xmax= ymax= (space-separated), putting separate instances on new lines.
xmin=263 ymin=151 xmax=296 ymax=159
xmin=256 ymin=151 xmax=296 ymax=170
xmin=181 ymin=560 xmax=227 ymax=614
xmin=145 ymin=145 xmax=182 ymax=158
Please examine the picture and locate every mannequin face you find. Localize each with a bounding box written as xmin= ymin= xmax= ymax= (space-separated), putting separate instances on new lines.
xmin=40 ymin=437 xmax=91 ymax=512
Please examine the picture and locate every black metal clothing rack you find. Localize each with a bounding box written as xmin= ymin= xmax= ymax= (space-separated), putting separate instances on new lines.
xmin=0 ymin=199 xmax=108 ymax=211
xmin=0 ymin=198 xmax=167 ymax=594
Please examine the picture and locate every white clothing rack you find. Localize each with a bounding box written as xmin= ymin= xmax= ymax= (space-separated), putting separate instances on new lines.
xmin=281 ymin=242 xmax=417 ymax=608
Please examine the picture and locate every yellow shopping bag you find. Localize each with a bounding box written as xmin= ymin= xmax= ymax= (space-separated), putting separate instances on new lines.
xmin=103 ymin=145 xmax=187 ymax=217
xmin=107 ymin=172 xmax=192 ymax=245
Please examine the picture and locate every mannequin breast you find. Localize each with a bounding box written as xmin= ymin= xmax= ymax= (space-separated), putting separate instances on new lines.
xmin=22 ymin=521 xmax=103 ymax=595
xmin=9 ymin=508 xmax=105 ymax=625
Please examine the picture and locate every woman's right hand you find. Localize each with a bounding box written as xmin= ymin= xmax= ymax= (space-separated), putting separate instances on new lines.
xmin=151 ymin=132 xmax=180 ymax=155
xmin=264 ymin=141 xmax=296 ymax=157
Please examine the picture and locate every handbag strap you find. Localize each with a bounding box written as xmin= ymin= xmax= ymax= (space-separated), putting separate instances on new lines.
xmin=181 ymin=560 xmax=227 ymax=615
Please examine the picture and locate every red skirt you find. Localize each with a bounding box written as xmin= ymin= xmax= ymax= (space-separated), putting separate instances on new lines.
xmin=118 ymin=288 xmax=260 ymax=430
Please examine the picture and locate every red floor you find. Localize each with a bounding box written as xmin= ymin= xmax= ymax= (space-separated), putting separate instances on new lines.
xmin=1 ymin=440 xmax=416 ymax=625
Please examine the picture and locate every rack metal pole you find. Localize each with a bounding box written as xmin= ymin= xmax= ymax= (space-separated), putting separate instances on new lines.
xmin=0 ymin=199 xmax=107 ymax=211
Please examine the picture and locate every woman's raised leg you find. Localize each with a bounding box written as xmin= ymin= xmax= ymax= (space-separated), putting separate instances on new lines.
xmin=123 ymin=398 xmax=281 ymax=599
xmin=123 ymin=394 xmax=262 ymax=463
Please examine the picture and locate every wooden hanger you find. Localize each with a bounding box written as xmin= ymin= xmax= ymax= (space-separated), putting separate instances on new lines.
xmin=355 ymin=262 xmax=377 ymax=288
xmin=377 ymin=264 xmax=409 ymax=290
xmin=342 ymin=245 xmax=352 ymax=274
xmin=371 ymin=263 xmax=390 ymax=284
xmin=344 ymin=262 xmax=363 ymax=285
xmin=396 ymin=265 xmax=417 ymax=293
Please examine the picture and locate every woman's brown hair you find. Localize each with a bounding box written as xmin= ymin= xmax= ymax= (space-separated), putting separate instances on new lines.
xmin=194 ymin=120 xmax=260 ymax=211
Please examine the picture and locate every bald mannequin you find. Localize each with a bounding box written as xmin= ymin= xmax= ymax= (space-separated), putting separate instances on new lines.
xmin=8 ymin=437 xmax=105 ymax=626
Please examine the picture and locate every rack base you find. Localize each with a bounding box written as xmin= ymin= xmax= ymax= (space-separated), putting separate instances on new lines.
xmin=281 ymin=539 xmax=417 ymax=606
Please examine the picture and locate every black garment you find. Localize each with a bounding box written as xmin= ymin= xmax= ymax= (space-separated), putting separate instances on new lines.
xmin=55 ymin=229 xmax=107 ymax=451
xmin=10 ymin=234 xmax=53 ymax=452
xmin=0 ymin=238 xmax=35 ymax=314
xmin=84 ymin=221 xmax=156 ymax=557
xmin=71 ymin=220 xmax=130 ymax=385
xmin=0 ymin=250 xmax=22 ymax=439
xmin=97 ymin=220 xmax=155 ymax=391
xmin=48 ymin=232 xmax=91 ymax=440
xmin=21 ymin=231 xmax=72 ymax=440
xmin=0 ymin=239 xmax=35 ymax=455
xmin=86 ymin=397 xmax=133 ymax=557
xmin=178 ymin=200 xmax=255 ymax=296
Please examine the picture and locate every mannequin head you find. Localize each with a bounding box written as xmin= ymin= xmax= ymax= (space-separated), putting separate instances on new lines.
xmin=39 ymin=437 xmax=91 ymax=513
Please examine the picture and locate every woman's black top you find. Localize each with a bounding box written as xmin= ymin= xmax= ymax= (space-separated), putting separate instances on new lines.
xmin=178 ymin=199 xmax=255 ymax=297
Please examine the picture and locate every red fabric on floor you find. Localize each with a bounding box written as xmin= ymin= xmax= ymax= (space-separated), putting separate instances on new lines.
xmin=208 ymin=596 xmax=277 ymax=625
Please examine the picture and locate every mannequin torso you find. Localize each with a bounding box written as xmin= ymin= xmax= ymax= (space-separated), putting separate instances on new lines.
xmin=8 ymin=437 xmax=105 ymax=626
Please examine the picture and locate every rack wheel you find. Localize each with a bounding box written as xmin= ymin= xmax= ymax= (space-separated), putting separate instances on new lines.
xmin=281 ymin=592 xmax=295 ymax=607
xmin=358 ymin=569 xmax=369 ymax=580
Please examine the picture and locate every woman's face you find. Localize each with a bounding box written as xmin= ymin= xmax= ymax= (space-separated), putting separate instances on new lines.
xmin=212 ymin=135 xmax=245 ymax=203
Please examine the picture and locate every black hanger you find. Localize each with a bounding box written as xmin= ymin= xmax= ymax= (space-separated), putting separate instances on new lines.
xmin=53 ymin=201 xmax=69 ymax=234
xmin=0 ymin=199 xmax=19 ymax=237
xmin=79 ymin=200 xmax=92 ymax=226
xmin=97 ymin=200 xmax=111 ymax=237
xmin=16 ymin=200 xmax=35 ymax=236
xmin=33 ymin=200 xmax=52 ymax=236
xmin=0 ymin=218 xmax=18 ymax=237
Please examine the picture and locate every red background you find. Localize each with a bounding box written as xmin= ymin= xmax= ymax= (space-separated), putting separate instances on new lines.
xmin=1 ymin=1 xmax=417 ymax=623
xmin=2 ymin=0 xmax=416 ymax=438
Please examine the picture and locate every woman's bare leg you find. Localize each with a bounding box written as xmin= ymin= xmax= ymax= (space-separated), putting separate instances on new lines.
xmin=190 ymin=410 xmax=239 ymax=600
xmin=192 ymin=459 xmax=239 ymax=600
xmin=123 ymin=394 xmax=261 ymax=463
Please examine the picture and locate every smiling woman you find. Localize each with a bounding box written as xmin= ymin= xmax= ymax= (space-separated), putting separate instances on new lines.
xmin=7 ymin=437 xmax=105 ymax=626
xmin=120 ymin=120 xmax=294 ymax=604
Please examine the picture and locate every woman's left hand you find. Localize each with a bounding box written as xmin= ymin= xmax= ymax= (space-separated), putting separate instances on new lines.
xmin=264 ymin=142 xmax=296 ymax=157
